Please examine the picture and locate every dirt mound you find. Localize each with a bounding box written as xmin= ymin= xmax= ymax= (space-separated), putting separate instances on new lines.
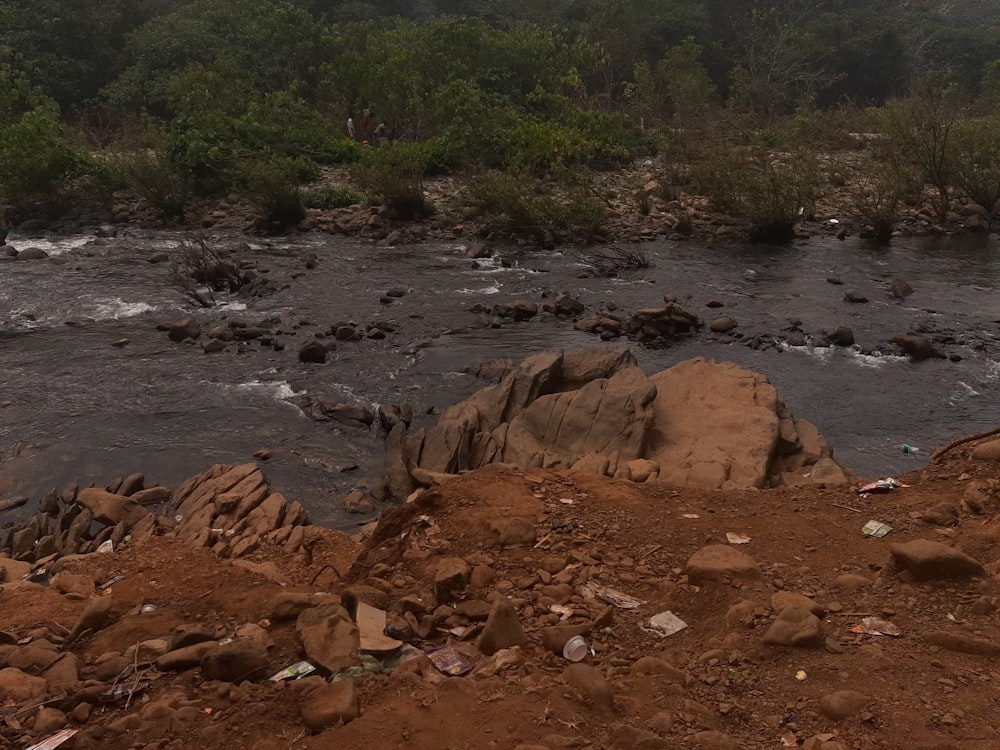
xmin=3 ymin=433 xmax=1000 ymax=749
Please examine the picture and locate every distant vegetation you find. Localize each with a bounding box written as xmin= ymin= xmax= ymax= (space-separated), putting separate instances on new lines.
xmin=1 ymin=0 xmax=998 ymax=239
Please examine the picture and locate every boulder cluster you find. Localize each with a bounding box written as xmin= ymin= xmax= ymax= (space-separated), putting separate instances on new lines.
xmin=1 ymin=463 xmax=310 ymax=574
xmin=380 ymin=348 xmax=854 ymax=503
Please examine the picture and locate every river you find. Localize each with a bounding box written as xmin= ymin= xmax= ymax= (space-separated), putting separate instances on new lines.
xmin=2 ymin=228 xmax=998 ymax=528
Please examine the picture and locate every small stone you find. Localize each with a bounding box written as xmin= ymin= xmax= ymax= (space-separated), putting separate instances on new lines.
xmin=476 ymin=598 xmax=526 ymax=656
xmin=763 ymin=607 xmax=825 ymax=648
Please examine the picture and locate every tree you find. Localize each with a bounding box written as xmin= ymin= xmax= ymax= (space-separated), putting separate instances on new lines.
xmin=882 ymin=85 xmax=963 ymax=224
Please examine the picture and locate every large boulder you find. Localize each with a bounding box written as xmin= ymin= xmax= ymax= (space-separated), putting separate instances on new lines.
xmin=387 ymin=350 xmax=849 ymax=494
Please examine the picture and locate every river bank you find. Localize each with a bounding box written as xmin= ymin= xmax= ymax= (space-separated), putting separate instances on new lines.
xmin=3 ymin=435 xmax=1000 ymax=750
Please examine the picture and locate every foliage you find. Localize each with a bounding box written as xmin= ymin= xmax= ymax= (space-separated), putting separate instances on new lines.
xmin=170 ymin=235 xmax=250 ymax=308
xmin=469 ymin=172 xmax=606 ymax=241
xmin=570 ymin=243 xmax=653 ymax=276
xmin=843 ymin=144 xmax=918 ymax=243
xmin=949 ymin=116 xmax=1000 ymax=225
xmin=0 ymin=101 xmax=84 ymax=203
xmin=236 ymin=155 xmax=316 ymax=229
xmin=302 ymin=185 xmax=366 ymax=210
xmin=881 ymin=86 xmax=963 ymax=224
xmin=111 ymin=150 xmax=192 ymax=222
xmin=693 ymin=148 xmax=819 ymax=243
xmin=350 ymin=143 xmax=433 ymax=219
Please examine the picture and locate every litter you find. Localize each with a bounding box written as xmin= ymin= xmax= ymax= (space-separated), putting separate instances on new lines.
xmin=795 ymin=670 xmax=808 ymax=681
xmin=857 ymin=478 xmax=908 ymax=496
xmin=140 ymin=604 xmax=157 ymax=613
xmin=269 ymin=661 xmax=316 ymax=682
xmin=550 ymin=604 xmax=574 ymax=621
xmin=427 ymin=645 xmax=473 ymax=676
xmin=584 ymin=584 xmax=645 ymax=609
xmin=959 ymin=473 xmax=972 ymax=481
xmin=901 ymin=444 xmax=919 ymax=454
xmin=356 ymin=601 xmax=403 ymax=653
xmin=861 ymin=520 xmax=893 ymax=539
xmin=850 ymin=616 xmax=901 ymax=637
xmin=642 ymin=611 xmax=688 ymax=638
xmin=559 ymin=497 xmax=575 ymax=505
xmin=726 ymin=532 xmax=751 ymax=545
xmin=562 ymin=635 xmax=589 ymax=662
xmin=681 ymin=513 xmax=700 ymax=519
xmin=24 ymin=729 xmax=79 ymax=750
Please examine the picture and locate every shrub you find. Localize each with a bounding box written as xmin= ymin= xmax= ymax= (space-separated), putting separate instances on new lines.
xmin=170 ymin=235 xmax=249 ymax=307
xmin=235 ymin=155 xmax=314 ymax=229
xmin=0 ymin=103 xmax=83 ymax=204
xmin=570 ymin=243 xmax=653 ymax=276
xmin=843 ymin=144 xmax=917 ymax=243
xmin=692 ymin=148 xmax=819 ymax=243
xmin=111 ymin=150 xmax=193 ymax=222
xmin=950 ymin=116 xmax=1000 ymax=226
xmin=350 ymin=143 xmax=433 ymax=219
xmin=302 ymin=185 xmax=365 ymax=210
xmin=469 ymin=171 xmax=606 ymax=242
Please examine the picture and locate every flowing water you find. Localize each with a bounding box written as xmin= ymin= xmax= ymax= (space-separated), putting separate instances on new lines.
xmin=2 ymin=228 xmax=998 ymax=528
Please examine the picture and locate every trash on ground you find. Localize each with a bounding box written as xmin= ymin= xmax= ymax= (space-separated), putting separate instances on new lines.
xmin=583 ymin=584 xmax=645 ymax=609
xmin=795 ymin=670 xmax=808 ymax=681
xmin=642 ymin=611 xmax=688 ymax=638
xmin=857 ymin=478 xmax=908 ymax=496
xmin=726 ymin=532 xmax=751 ymax=544
xmin=901 ymin=444 xmax=919 ymax=454
xmin=681 ymin=513 xmax=700 ymax=519
xmin=99 ymin=679 xmax=151 ymax=705
xmin=427 ymin=645 xmax=473 ymax=676
xmin=357 ymin=601 xmax=403 ymax=653
xmin=25 ymin=729 xmax=79 ymax=750
xmin=559 ymin=497 xmax=575 ymax=505
xmin=781 ymin=732 xmax=798 ymax=747
xmin=550 ymin=604 xmax=574 ymax=620
xmin=269 ymin=661 xmax=316 ymax=682
xmin=96 ymin=539 xmax=114 ymax=554
xmin=959 ymin=472 xmax=972 ymax=481
xmin=850 ymin=616 xmax=901 ymax=637
xmin=861 ymin=520 xmax=893 ymax=538
xmin=563 ymin=635 xmax=589 ymax=662
xmin=140 ymin=603 xmax=157 ymax=613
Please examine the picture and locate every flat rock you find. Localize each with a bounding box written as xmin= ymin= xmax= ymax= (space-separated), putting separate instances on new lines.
xmin=76 ymin=488 xmax=146 ymax=526
xmin=763 ymin=606 xmax=825 ymax=648
xmin=200 ymin=639 xmax=270 ymax=683
xmin=300 ymin=678 xmax=359 ymax=730
xmin=691 ymin=730 xmax=739 ymax=750
xmin=923 ymin=632 xmax=1000 ymax=656
xmin=819 ymin=689 xmax=867 ymax=720
xmin=0 ymin=667 xmax=47 ymax=701
xmin=686 ymin=544 xmax=761 ymax=584
xmin=972 ymin=439 xmax=1000 ymax=462
xmin=156 ymin=641 xmax=220 ymax=671
xmin=889 ymin=539 xmax=985 ymax=581
xmin=434 ymin=557 xmax=470 ymax=603
xmin=68 ymin=595 xmax=115 ymax=643
xmin=562 ymin=663 xmax=615 ymax=713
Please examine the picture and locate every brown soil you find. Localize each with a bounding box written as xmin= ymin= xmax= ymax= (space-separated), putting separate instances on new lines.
xmin=4 ymin=439 xmax=1000 ymax=750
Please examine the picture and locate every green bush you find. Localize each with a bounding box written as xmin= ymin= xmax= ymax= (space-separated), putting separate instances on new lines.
xmin=469 ymin=171 xmax=606 ymax=241
xmin=693 ymin=149 xmax=819 ymax=243
xmin=0 ymin=103 xmax=83 ymax=202
xmin=302 ymin=185 xmax=365 ymax=210
xmin=112 ymin=150 xmax=193 ymax=222
xmin=350 ymin=143 xmax=433 ymax=219
xmin=235 ymin=155 xmax=313 ymax=229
